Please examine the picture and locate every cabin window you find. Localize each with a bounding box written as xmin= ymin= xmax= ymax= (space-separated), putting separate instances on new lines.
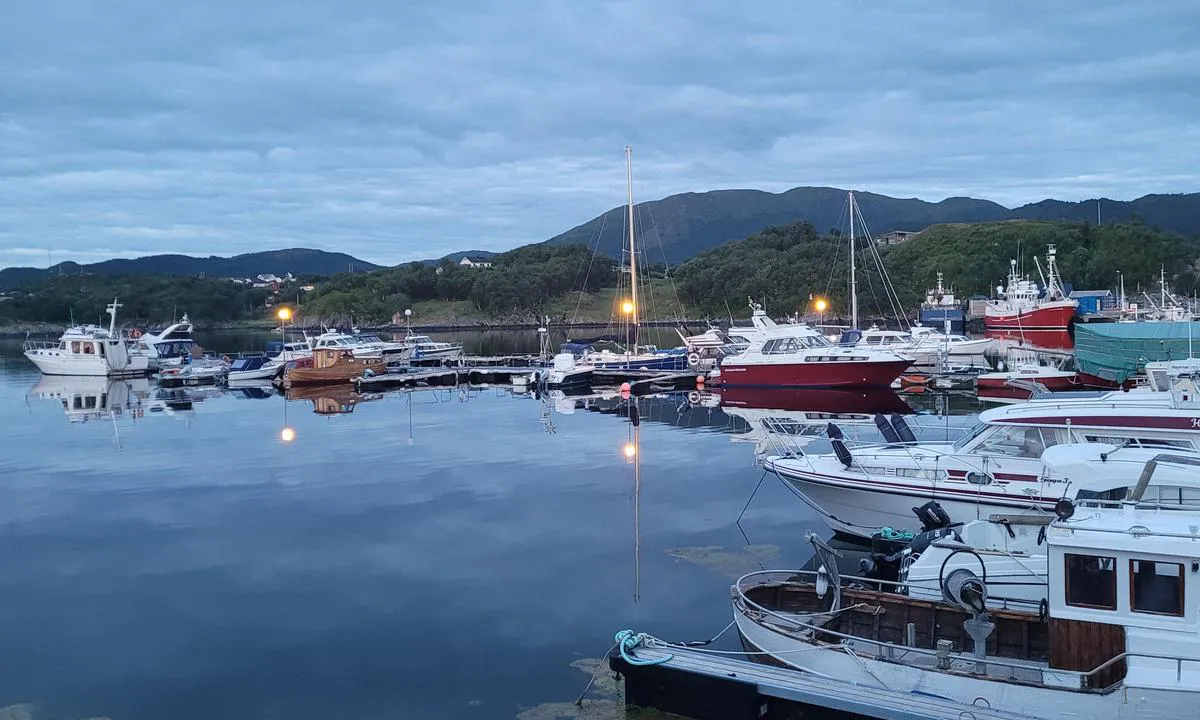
xmin=71 ymin=341 xmax=81 ymax=353
xmin=1083 ymin=435 xmax=1191 ymax=449
xmin=965 ymin=472 xmax=993 ymax=485
xmin=1130 ymin=560 xmax=1185 ymax=616
xmin=762 ymin=338 xmax=799 ymax=355
xmin=975 ymin=425 xmax=1046 ymax=458
xmin=1064 ymin=554 xmax=1117 ymax=610
xmin=98 ymin=343 xmax=105 ymax=357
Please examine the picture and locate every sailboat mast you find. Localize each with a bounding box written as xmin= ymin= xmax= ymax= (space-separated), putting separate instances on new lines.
xmin=849 ymin=192 xmax=859 ymax=329
xmin=626 ymin=145 xmax=639 ymax=349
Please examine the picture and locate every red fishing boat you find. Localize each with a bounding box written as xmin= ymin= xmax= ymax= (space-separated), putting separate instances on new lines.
xmin=985 ymin=244 xmax=1077 ymax=331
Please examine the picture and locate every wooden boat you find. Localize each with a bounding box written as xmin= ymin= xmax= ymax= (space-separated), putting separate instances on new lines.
xmin=283 ymin=347 xmax=385 ymax=387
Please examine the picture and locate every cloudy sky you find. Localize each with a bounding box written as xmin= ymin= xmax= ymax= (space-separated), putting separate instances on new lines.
xmin=1 ymin=1 xmax=1197 ymax=269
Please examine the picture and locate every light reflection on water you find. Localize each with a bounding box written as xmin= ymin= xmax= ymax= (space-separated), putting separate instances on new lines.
xmin=0 ymin=334 xmax=990 ymax=719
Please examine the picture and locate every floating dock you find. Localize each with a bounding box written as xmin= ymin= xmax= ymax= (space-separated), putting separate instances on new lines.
xmin=351 ymin=362 xmax=707 ymax=392
xmin=610 ymin=645 xmax=1035 ymax=720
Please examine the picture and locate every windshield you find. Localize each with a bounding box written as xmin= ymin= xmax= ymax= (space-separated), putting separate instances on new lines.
xmin=953 ymin=421 xmax=991 ymax=451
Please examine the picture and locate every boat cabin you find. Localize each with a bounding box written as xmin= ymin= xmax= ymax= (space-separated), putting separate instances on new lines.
xmin=1046 ymin=502 xmax=1200 ymax=691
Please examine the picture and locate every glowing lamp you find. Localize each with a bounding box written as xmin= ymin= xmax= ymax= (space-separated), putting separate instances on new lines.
xmin=277 ymin=307 xmax=293 ymax=322
xmin=814 ymin=298 xmax=828 ymax=313
xmin=623 ymin=442 xmax=636 ymax=459
xmin=621 ymin=300 xmax=635 ymax=315
xmin=280 ymin=427 xmax=296 ymax=443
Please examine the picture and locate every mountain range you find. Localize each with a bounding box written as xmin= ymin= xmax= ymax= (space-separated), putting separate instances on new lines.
xmin=545 ymin=188 xmax=1200 ymax=263
xmin=3 ymin=187 xmax=1197 ymax=289
xmin=0 ymin=248 xmax=382 ymax=291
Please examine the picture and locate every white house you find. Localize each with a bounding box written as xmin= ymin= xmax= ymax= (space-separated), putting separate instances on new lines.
xmin=459 ymin=256 xmax=493 ymax=268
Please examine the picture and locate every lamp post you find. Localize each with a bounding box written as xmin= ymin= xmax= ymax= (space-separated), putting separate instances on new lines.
xmin=813 ymin=297 xmax=828 ymax=327
xmin=277 ymin=306 xmax=292 ymax=343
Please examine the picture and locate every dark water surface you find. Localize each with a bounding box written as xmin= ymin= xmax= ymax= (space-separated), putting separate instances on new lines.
xmin=0 ymin=333 xmax=985 ymax=720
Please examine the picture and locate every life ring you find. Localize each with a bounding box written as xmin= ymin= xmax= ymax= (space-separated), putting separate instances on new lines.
xmin=130 ymin=328 xmax=143 ymax=339
xmin=688 ymin=390 xmax=701 ymax=404
xmin=221 ymin=355 xmax=232 ymax=364
xmin=686 ymin=352 xmax=701 ymax=368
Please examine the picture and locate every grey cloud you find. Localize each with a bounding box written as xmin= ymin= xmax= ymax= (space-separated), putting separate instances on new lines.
xmin=1 ymin=0 xmax=1199 ymax=269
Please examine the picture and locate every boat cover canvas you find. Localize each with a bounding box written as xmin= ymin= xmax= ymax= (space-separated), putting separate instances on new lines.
xmin=1075 ymin=321 xmax=1200 ymax=382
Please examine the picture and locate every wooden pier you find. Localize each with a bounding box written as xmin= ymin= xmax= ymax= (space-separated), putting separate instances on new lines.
xmin=610 ymin=645 xmax=1036 ymax=720
xmin=350 ymin=361 xmax=707 ymax=392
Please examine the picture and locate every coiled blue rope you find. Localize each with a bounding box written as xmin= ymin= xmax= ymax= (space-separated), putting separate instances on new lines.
xmin=878 ymin=526 xmax=916 ymax=541
xmin=614 ymin=629 xmax=674 ymax=666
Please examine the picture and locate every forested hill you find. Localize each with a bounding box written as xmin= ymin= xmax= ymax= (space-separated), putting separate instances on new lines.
xmin=672 ymin=220 xmax=1200 ymax=320
xmin=0 ymin=248 xmax=380 ymax=290
xmin=546 ymin=188 xmax=1200 ymax=263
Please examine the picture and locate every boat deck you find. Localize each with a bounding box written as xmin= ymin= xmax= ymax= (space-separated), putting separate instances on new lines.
xmin=611 ymin=645 xmax=1039 ymax=720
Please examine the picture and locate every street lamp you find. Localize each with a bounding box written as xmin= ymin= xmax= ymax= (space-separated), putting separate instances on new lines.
xmin=621 ymin=300 xmax=634 ymax=315
xmin=276 ymin=307 xmax=292 ymax=322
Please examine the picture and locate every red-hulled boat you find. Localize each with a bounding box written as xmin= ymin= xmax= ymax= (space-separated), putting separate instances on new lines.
xmin=984 ymin=244 xmax=1078 ymax=331
xmin=712 ymin=323 xmax=912 ymax=388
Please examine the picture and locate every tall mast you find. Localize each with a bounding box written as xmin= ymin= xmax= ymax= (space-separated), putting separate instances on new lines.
xmin=626 ymin=145 xmax=639 ymax=349
xmin=849 ymin=192 xmax=859 ymax=330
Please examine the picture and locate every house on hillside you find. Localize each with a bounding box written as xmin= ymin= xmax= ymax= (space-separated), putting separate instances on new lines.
xmin=459 ymin=256 xmax=493 ymax=268
xmin=875 ymin=230 xmax=919 ymax=246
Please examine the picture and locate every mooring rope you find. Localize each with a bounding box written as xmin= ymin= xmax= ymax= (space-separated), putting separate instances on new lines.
xmin=614 ymin=629 xmax=675 ymax=666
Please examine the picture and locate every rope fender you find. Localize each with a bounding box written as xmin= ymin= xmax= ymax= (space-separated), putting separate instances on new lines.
xmin=614 ymin=629 xmax=674 ymax=666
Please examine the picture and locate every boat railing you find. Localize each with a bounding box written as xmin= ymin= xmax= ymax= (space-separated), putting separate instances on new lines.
xmin=22 ymin=340 xmax=60 ymax=352
xmin=733 ymin=569 xmax=1195 ymax=691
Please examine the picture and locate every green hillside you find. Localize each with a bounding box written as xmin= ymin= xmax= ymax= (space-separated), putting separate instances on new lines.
xmin=673 ymin=220 xmax=1200 ymax=320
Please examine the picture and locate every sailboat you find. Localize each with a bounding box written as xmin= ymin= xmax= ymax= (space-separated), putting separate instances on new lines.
xmin=570 ymin=147 xmax=688 ymax=373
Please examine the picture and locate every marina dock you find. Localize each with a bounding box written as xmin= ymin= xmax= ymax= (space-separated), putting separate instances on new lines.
xmin=610 ymin=645 xmax=1036 ymax=720
xmin=351 ymin=361 xmax=707 ymax=392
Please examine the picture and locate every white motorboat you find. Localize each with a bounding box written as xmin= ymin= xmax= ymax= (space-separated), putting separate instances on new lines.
xmin=158 ymin=358 xmax=229 ymax=386
xmin=764 ymin=374 xmax=1200 ymax=538
xmin=402 ymin=332 xmax=464 ymax=361
xmin=132 ymin=314 xmax=198 ymax=368
xmin=907 ymin=325 xmax=995 ymax=356
xmin=23 ymin=300 xmax=153 ymax=377
xmin=226 ymin=355 xmax=284 ymax=381
xmin=543 ymin=352 xmax=595 ymax=388
xmin=309 ymin=330 xmax=407 ymax=361
xmin=731 ymin=447 xmax=1200 ymax=719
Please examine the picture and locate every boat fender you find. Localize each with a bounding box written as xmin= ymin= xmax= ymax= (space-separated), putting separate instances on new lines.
xmin=815 ymin=565 xmax=830 ymax=598
xmin=1038 ymin=598 xmax=1049 ymax=623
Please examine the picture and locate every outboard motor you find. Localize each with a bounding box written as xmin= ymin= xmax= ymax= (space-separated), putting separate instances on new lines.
xmin=913 ymin=500 xmax=953 ymax=532
xmin=890 ymin=414 xmax=917 ymax=444
xmin=874 ymin=414 xmax=902 ymax=444
xmin=826 ymin=423 xmax=854 ymax=468
xmin=862 ymin=526 xmax=959 ymax=583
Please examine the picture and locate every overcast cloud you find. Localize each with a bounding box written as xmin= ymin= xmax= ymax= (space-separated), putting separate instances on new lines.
xmin=1 ymin=0 xmax=1198 ymax=269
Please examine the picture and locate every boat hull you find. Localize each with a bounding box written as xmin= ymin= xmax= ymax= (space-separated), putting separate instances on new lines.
xmin=24 ymin=350 xmax=151 ymax=377
xmin=285 ymin=360 xmax=386 ymax=386
xmin=766 ymin=459 xmax=1051 ymax=538
xmin=716 ymin=358 xmax=911 ymax=388
xmin=984 ymin=302 xmax=1076 ymax=331
xmin=734 ymin=613 xmax=1190 ymax=719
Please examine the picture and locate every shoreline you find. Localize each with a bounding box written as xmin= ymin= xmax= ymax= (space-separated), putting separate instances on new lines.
xmin=0 ymin=319 xmax=701 ymax=339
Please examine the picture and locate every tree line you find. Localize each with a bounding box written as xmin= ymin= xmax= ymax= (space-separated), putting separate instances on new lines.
xmin=671 ymin=219 xmax=1200 ymax=321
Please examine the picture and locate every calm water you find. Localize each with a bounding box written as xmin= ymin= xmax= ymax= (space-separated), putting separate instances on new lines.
xmin=0 ymin=333 xmax=988 ymax=720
